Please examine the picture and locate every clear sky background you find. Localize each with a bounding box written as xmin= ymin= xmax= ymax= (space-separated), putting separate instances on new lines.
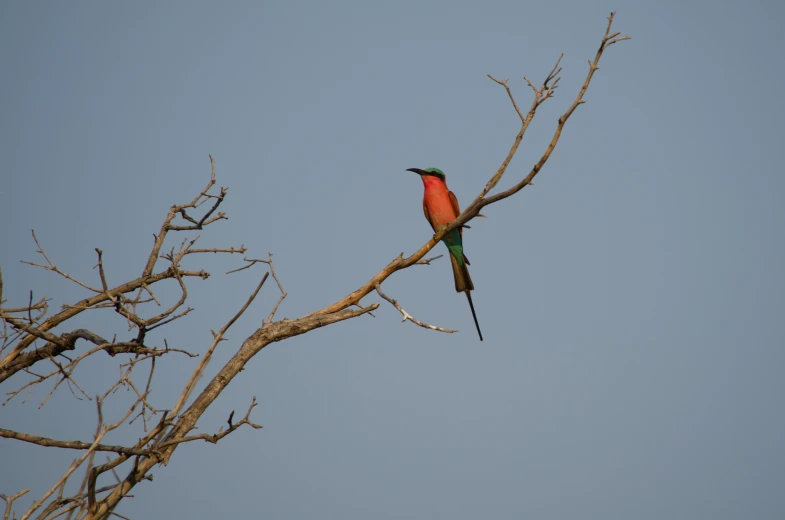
xmin=2 ymin=1 xmax=784 ymax=519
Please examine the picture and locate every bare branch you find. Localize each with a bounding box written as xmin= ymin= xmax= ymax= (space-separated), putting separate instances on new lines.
xmin=487 ymin=75 xmax=526 ymax=122
xmin=2 ymin=334 xmax=195 ymax=400
xmin=1 ymin=298 xmax=49 ymax=315
xmin=483 ymin=53 xmax=562 ymax=198
xmin=0 ymin=267 xmax=209 ymax=377
xmin=94 ymin=248 xmax=110 ymax=295
xmin=19 ymin=395 xmax=136 ymax=520
xmin=375 ymin=284 xmax=457 ymax=334
xmin=414 ymin=254 xmax=444 ymax=266
xmin=353 ymin=301 xmax=377 ymax=318
xmin=167 ymin=187 xmax=228 ymax=231
xmin=157 ymin=397 xmax=261 ymax=449
xmin=142 ymin=159 xmax=213 ymax=276
xmin=183 ymin=245 xmax=246 ymax=256
xmin=170 ymin=271 xmax=268 ymax=420
xmin=20 ymin=231 xmax=102 ymax=293
xmin=38 ymin=355 xmax=91 ymax=408
xmin=2 ymin=315 xmax=65 ymax=347
xmin=226 ymin=257 xmax=266 ymax=275
xmin=263 ymin=254 xmax=287 ymax=325
xmin=1 ymin=489 xmax=29 ymax=520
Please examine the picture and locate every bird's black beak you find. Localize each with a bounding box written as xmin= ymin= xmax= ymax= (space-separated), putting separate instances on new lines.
xmin=406 ymin=168 xmax=427 ymax=175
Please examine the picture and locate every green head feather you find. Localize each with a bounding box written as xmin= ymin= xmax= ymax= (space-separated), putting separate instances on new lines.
xmin=423 ymin=167 xmax=446 ymax=180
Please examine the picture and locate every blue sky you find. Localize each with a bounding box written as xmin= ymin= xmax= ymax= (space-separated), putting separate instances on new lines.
xmin=1 ymin=1 xmax=784 ymax=518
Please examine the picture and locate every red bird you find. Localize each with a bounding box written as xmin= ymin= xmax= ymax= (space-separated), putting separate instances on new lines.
xmin=407 ymin=167 xmax=482 ymax=341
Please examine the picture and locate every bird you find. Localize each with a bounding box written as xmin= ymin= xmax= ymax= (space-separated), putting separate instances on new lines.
xmin=406 ymin=167 xmax=483 ymax=341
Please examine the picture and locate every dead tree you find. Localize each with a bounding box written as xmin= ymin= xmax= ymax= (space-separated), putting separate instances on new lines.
xmin=0 ymin=14 xmax=629 ymax=520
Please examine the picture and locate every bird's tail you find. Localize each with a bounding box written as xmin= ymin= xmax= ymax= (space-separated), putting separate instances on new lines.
xmin=464 ymin=291 xmax=483 ymax=341
xmin=450 ymin=253 xmax=474 ymax=292
xmin=450 ymin=253 xmax=483 ymax=341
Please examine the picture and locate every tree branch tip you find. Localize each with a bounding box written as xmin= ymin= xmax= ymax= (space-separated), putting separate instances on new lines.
xmin=487 ymin=74 xmax=508 ymax=87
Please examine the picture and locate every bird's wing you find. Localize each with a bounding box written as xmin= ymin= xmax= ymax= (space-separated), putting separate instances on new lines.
xmin=448 ymin=191 xmax=470 ymax=265
xmin=423 ymin=201 xmax=435 ymax=231
xmin=448 ymin=190 xmax=461 ymax=216
xmin=448 ymin=191 xmax=464 ymax=237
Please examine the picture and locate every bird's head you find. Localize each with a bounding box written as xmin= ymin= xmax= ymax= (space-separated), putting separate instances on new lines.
xmin=406 ymin=167 xmax=446 ymax=181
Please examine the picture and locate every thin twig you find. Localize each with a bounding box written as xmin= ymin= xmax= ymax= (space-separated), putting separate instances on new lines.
xmin=169 ymin=272 xmax=268 ymax=420
xmin=263 ymin=254 xmax=287 ymax=325
xmin=414 ymin=254 xmax=444 ymax=266
xmin=20 ymin=231 xmax=102 ymax=293
xmin=2 ymin=489 xmax=30 ymax=520
xmin=19 ymin=394 xmax=136 ymax=520
xmin=375 ymin=284 xmax=457 ymax=334
xmin=157 ymin=397 xmax=261 ymax=449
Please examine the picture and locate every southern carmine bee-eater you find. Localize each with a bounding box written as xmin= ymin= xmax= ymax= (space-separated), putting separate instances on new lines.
xmin=406 ymin=167 xmax=483 ymax=341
